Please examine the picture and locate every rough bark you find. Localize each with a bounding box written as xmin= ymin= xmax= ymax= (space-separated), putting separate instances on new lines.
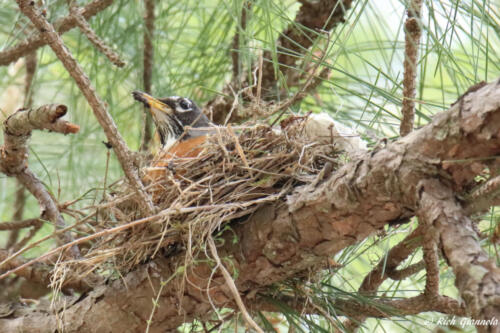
xmin=1 ymin=79 xmax=499 ymax=332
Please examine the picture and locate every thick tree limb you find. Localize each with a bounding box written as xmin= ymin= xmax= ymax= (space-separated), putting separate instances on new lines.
xmin=16 ymin=0 xmax=154 ymax=215
xmin=0 ymin=0 xmax=114 ymax=67
xmin=1 ymin=78 xmax=499 ymax=332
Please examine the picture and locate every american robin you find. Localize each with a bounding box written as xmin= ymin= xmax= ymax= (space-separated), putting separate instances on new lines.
xmin=132 ymin=91 xmax=213 ymax=159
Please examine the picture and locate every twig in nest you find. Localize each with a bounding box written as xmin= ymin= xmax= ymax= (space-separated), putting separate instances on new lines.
xmin=68 ymin=1 xmax=126 ymax=67
xmin=400 ymin=0 xmax=423 ymax=136
xmin=16 ymin=0 xmax=154 ymax=215
xmin=207 ymin=236 xmax=264 ymax=333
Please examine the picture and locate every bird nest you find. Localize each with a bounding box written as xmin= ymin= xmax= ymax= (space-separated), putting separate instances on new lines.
xmin=56 ymin=116 xmax=346 ymax=280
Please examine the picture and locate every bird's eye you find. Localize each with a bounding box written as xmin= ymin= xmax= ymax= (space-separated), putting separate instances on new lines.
xmin=179 ymin=99 xmax=191 ymax=110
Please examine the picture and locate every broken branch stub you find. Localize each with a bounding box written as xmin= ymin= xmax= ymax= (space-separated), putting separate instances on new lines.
xmin=1 ymin=104 xmax=79 ymax=175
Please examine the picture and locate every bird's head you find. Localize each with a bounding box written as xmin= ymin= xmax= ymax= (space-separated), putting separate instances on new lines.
xmin=132 ymin=91 xmax=211 ymax=148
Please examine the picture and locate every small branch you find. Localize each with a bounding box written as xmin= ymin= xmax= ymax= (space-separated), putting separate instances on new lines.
xmin=68 ymin=1 xmax=125 ymax=68
xmin=421 ymin=226 xmax=440 ymax=297
xmin=1 ymin=104 xmax=78 ymax=175
xmin=359 ymin=228 xmax=422 ymax=294
xmin=386 ymin=260 xmax=425 ymax=280
xmin=400 ymin=0 xmax=423 ymax=137
xmin=0 ymin=218 xmax=42 ymax=231
xmin=260 ymin=0 xmax=353 ymax=93
xmin=465 ymin=174 xmax=500 ymax=214
xmin=139 ymin=0 xmax=155 ymax=152
xmin=207 ymin=237 xmax=264 ymax=333
xmin=344 ymin=227 xmax=422 ymax=330
xmin=0 ymin=105 xmax=79 ymax=253
xmin=7 ymin=50 xmax=37 ymax=249
xmin=16 ymin=0 xmax=154 ymax=215
xmin=11 ymin=222 xmax=42 ymax=252
xmin=270 ymin=293 xmax=465 ymax=319
xmin=0 ymin=0 xmax=114 ymax=67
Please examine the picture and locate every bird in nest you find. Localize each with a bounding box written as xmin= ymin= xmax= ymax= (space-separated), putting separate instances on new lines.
xmin=132 ymin=91 xmax=215 ymax=160
xmin=132 ymin=91 xmax=368 ymax=182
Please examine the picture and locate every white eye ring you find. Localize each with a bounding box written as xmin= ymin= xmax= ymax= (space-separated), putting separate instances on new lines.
xmin=179 ymin=99 xmax=191 ymax=111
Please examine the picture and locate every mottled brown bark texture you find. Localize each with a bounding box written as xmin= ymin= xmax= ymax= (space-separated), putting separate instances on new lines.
xmin=1 ymin=79 xmax=499 ymax=332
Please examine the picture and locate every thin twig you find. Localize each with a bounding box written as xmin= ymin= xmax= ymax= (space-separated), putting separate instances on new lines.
xmin=68 ymin=1 xmax=125 ymax=67
xmin=16 ymin=0 xmax=154 ymax=215
xmin=0 ymin=0 xmax=115 ymax=66
xmin=140 ymin=0 xmax=155 ymax=152
xmin=344 ymin=227 xmax=422 ymax=330
xmin=400 ymin=0 xmax=423 ymax=136
xmin=422 ymin=231 xmax=440 ymax=297
xmin=207 ymin=236 xmax=264 ymax=333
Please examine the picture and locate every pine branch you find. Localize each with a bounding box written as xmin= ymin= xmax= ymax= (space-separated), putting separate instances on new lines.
xmin=16 ymin=0 xmax=154 ymax=215
xmin=0 ymin=0 xmax=115 ymax=66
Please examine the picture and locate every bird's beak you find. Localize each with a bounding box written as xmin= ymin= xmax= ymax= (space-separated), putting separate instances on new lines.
xmin=132 ymin=91 xmax=174 ymax=115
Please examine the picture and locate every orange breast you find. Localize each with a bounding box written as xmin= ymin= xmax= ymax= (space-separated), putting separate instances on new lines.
xmin=144 ymin=136 xmax=208 ymax=198
xmin=155 ymin=135 xmax=207 ymax=163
